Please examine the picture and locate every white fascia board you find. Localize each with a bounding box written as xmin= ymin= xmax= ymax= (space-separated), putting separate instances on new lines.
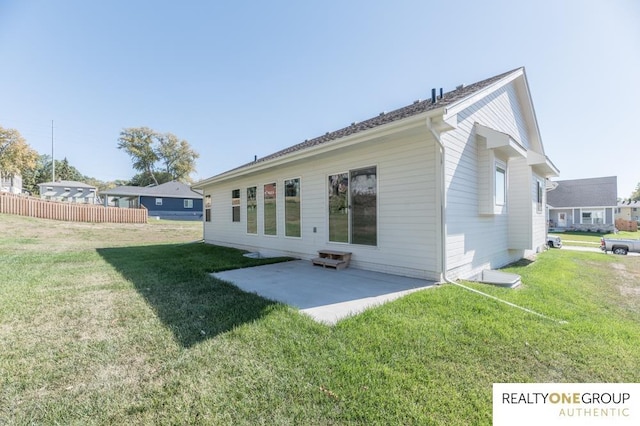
xmin=442 ymin=68 xmax=524 ymax=121
xmin=527 ymin=151 xmax=560 ymax=177
xmin=194 ymin=109 xmax=445 ymax=188
xmin=475 ymin=123 xmax=527 ymax=158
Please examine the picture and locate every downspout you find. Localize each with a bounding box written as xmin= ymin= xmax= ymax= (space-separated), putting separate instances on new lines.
xmin=426 ymin=117 xmax=455 ymax=285
xmin=426 ymin=117 xmax=565 ymax=323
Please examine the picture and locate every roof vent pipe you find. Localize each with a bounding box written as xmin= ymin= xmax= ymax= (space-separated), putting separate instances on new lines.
xmin=431 ymin=88 xmax=436 ymax=103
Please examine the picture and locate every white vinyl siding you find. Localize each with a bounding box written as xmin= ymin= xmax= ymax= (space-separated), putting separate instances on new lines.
xmin=202 ymin=126 xmax=440 ymax=280
xmin=443 ymin=82 xmax=538 ymax=279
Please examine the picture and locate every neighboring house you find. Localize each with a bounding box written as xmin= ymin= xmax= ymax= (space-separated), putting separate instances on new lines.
xmin=194 ymin=67 xmax=559 ymax=281
xmin=0 ymin=172 xmax=22 ymax=194
xmin=547 ymin=176 xmax=617 ymax=232
xmin=38 ymin=180 xmax=98 ymax=204
xmin=100 ymin=181 xmax=203 ymax=221
xmin=615 ymin=200 xmax=640 ymax=223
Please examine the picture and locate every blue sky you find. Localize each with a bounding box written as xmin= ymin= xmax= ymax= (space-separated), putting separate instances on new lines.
xmin=1 ymin=0 xmax=638 ymax=197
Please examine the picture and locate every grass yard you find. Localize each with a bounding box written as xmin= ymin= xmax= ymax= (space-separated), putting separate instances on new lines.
xmin=550 ymin=230 xmax=639 ymax=247
xmin=1 ymin=214 xmax=639 ymax=425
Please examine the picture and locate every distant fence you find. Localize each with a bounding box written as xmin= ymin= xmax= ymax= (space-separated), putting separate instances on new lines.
xmin=615 ymin=218 xmax=638 ymax=232
xmin=0 ymin=192 xmax=147 ymax=223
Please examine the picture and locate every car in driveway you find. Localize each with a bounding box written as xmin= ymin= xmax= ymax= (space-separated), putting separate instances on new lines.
xmin=600 ymin=237 xmax=640 ymax=255
xmin=547 ymin=235 xmax=562 ymax=248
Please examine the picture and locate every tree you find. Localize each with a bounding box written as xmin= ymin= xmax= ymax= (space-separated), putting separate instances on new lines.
xmin=156 ymin=132 xmax=199 ymax=183
xmin=117 ymin=127 xmax=160 ymax=185
xmin=631 ymin=182 xmax=640 ymax=201
xmin=117 ymin=127 xmax=199 ymax=186
xmin=0 ymin=125 xmax=39 ymax=182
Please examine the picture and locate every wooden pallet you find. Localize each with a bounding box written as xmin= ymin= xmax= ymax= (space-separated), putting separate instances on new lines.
xmin=312 ymin=250 xmax=352 ymax=270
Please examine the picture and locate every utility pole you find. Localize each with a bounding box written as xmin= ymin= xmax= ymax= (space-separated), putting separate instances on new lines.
xmin=51 ymin=120 xmax=55 ymax=182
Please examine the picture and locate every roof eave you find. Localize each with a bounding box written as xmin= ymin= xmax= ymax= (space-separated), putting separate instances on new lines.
xmin=194 ymin=108 xmax=445 ymax=188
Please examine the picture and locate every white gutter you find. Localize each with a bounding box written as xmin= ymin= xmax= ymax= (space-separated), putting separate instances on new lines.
xmin=426 ymin=117 xmax=566 ymax=324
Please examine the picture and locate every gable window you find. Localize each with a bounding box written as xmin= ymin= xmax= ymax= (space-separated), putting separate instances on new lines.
xmin=328 ymin=166 xmax=377 ymax=246
xmin=232 ymin=189 xmax=240 ymax=222
xmin=284 ymin=178 xmax=301 ymax=237
xmin=495 ymin=164 xmax=506 ymax=206
xmin=155 ymin=198 xmax=163 ymax=206
xmin=204 ymin=195 xmax=211 ymax=222
xmin=184 ymin=199 xmax=193 ymax=209
xmin=264 ymin=183 xmax=277 ymax=235
xmin=247 ymin=186 xmax=257 ymax=234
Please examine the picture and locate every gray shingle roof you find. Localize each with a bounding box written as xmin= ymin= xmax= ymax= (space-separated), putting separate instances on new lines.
xmin=224 ymin=67 xmax=522 ymax=174
xmin=618 ymin=200 xmax=640 ymax=208
xmin=547 ymin=176 xmax=617 ymax=208
xmin=38 ymin=180 xmax=96 ymax=189
xmin=101 ymin=181 xmax=202 ymax=199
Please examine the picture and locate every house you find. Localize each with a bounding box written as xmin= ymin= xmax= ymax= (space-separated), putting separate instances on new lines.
xmin=0 ymin=172 xmax=22 ymax=194
xmin=100 ymin=181 xmax=203 ymax=220
xmin=615 ymin=200 xmax=640 ymax=223
xmin=194 ymin=67 xmax=559 ymax=281
xmin=38 ymin=180 xmax=98 ymax=204
xmin=547 ymin=176 xmax=617 ymax=232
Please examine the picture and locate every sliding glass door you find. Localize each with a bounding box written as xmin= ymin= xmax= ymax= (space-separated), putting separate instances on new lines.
xmin=328 ymin=166 xmax=377 ymax=246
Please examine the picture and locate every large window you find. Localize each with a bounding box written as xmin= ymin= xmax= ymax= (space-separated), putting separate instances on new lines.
xmin=246 ymin=186 xmax=257 ymax=234
xmin=232 ymin=189 xmax=240 ymax=222
xmin=328 ymin=166 xmax=377 ymax=246
xmin=284 ymin=178 xmax=301 ymax=237
xmin=263 ymin=183 xmax=277 ymax=235
xmin=582 ymin=210 xmax=604 ymax=225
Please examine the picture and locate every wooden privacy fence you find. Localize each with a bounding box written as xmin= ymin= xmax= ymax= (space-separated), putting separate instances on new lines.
xmin=615 ymin=218 xmax=638 ymax=232
xmin=0 ymin=192 xmax=147 ymax=223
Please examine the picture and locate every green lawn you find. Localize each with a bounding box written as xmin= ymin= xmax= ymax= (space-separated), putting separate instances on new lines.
xmin=1 ymin=214 xmax=639 ymax=425
xmin=550 ymin=230 xmax=639 ymax=247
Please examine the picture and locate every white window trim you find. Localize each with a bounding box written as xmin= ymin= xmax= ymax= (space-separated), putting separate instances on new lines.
xmin=155 ymin=198 xmax=163 ymax=206
xmin=494 ymin=159 xmax=507 ymax=214
xmin=184 ymin=199 xmax=193 ymax=209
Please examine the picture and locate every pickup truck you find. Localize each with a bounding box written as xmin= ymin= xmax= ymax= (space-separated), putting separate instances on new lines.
xmin=547 ymin=235 xmax=562 ymax=248
xmin=600 ymin=237 xmax=640 ymax=255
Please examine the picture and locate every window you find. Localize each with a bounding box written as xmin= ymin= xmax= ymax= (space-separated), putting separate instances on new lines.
xmin=155 ymin=198 xmax=163 ymax=206
xmin=205 ymin=195 xmax=211 ymax=222
xmin=495 ymin=164 xmax=506 ymax=206
xmin=284 ymin=178 xmax=301 ymax=237
xmin=328 ymin=166 xmax=377 ymax=246
xmin=581 ymin=210 xmax=604 ymax=224
xmin=263 ymin=183 xmax=277 ymax=235
xmin=247 ymin=186 xmax=257 ymax=234
xmin=232 ymin=189 xmax=240 ymax=222
xmin=184 ymin=199 xmax=193 ymax=209
xmin=536 ymin=179 xmax=543 ymax=213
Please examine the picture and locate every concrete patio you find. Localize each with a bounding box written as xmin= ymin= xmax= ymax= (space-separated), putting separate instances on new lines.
xmin=211 ymin=260 xmax=436 ymax=325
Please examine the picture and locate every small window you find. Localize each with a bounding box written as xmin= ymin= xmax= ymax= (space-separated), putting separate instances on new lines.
xmin=204 ymin=195 xmax=211 ymax=222
xmin=536 ymin=179 xmax=543 ymax=213
xmin=264 ymin=183 xmax=277 ymax=235
xmin=284 ymin=178 xmax=301 ymax=237
xmin=155 ymin=198 xmax=163 ymax=206
xmin=495 ymin=164 xmax=506 ymax=206
xmin=247 ymin=186 xmax=257 ymax=234
xmin=184 ymin=199 xmax=193 ymax=209
xmin=232 ymin=189 xmax=240 ymax=222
